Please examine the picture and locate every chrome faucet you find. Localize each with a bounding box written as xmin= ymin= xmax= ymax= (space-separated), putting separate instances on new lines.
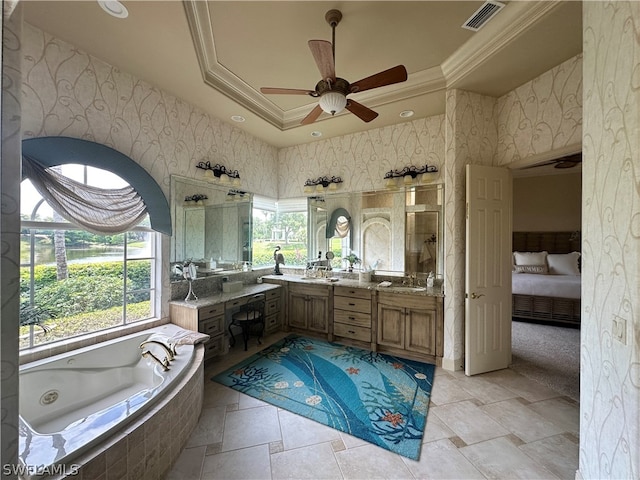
xmin=141 ymin=350 xmax=170 ymax=371
xmin=140 ymin=340 xmax=175 ymax=362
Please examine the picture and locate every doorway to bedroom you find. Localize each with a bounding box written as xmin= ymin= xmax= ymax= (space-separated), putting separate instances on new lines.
xmin=510 ymin=161 xmax=582 ymax=401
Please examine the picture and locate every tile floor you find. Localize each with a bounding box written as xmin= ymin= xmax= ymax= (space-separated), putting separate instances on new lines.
xmin=167 ymin=331 xmax=579 ymax=480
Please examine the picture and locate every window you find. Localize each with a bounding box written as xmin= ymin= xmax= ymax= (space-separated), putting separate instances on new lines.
xmin=19 ymin=165 xmax=158 ymax=349
xmin=252 ymin=196 xmax=307 ymax=268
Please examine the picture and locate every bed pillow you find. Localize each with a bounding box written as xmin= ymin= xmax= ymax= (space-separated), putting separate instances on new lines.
xmin=547 ymin=252 xmax=581 ymax=275
xmin=514 ymin=264 xmax=548 ymax=274
xmin=513 ymin=251 xmax=548 ymax=266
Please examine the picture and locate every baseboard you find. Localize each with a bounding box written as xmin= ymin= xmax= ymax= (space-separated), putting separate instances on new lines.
xmin=441 ymin=356 xmax=463 ymax=372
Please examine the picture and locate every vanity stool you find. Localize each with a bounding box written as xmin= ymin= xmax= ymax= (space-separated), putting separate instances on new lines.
xmin=229 ymin=293 xmax=266 ymax=351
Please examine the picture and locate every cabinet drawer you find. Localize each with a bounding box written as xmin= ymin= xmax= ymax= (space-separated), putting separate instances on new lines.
xmin=334 ymin=322 xmax=371 ymax=342
xmin=289 ymin=283 xmax=330 ymax=297
xmin=333 ymin=309 xmax=371 ymax=328
xmin=334 ymin=286 xmax=371 ymax=300
xmin=225 ymin=297 xmax=248 ymax=310
xmin=334 ymin=295 xmax=371 ymax=314
xmin=265 ymin=298 xmax=280 ymax=316
xmin=265 ymin=313 xmax=280 ymax=332
xmin=200 ymin=316 xmax=224 ymax=337
xmin=198 ymin=303 xmax=224 ymax=321
xmin=204 ymin=335 xmax=225 ymax=359
xmin=378 ymin=292 xmax=437 ymax=310
xmin=265 ymin=288 xmax=281 ymax=301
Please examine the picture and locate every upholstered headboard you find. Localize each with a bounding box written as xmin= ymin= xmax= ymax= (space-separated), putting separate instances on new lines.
xmin=512 ymin=231 xmax=580 ymax=254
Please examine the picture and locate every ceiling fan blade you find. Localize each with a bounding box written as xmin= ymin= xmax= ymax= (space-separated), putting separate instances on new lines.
xmin=301 ymin=104 xmax=324 ymax=125
xmin=522 ymin=161 xmax=555 ymax=169
xmin=260 ymin=87 xmax=316 ymax=96
xmin=350 ymin=65 xmax=408 ymax=94
xmin=346 ymin=99 xmax=378 ymax=123
xmin=308 ymin=40 xmax=336 ymax=82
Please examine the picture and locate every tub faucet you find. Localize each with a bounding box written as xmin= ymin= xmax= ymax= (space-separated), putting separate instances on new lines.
xmin=141 ymin=350 xmax=170 ymax=371
xmin=140 ymin=340 xmax=175 ymax=362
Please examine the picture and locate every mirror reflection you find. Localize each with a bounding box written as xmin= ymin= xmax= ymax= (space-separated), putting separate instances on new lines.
xmin=405 ymin=184 xmax=444 ymax=277
xmin=305 ymin=184 xmax=443 ymax=277
xmin=171 ymin=175 xmax=252 ymax=280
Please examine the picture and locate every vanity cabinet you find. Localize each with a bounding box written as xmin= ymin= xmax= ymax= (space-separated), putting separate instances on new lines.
xmin=264 ymin=287 xmax=283 ymax=334
xmin=377 ymin=292 xmax=443 ymax=361
xmin=287 ymin=283 xmax=332 ymax=337
xmin=170 ymin=302 xmax=226 ymax=360
xmin=333 ymin=286 xmax=375 ymax=349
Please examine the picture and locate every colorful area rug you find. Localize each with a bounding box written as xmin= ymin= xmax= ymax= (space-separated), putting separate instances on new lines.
xmin=212 ymin=334 xmax=435 ymax=460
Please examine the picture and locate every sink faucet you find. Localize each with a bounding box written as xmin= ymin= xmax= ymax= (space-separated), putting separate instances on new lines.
xmin=140 ymin=340 xmax=175 ymax=362
xmin=141 ymin=350 xmax=170 ymax=371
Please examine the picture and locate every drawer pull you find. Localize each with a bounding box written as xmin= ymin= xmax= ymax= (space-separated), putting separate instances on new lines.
xmin=348 ymin=303 xmax=356 ymax=306
xmin=348 ymin=330 xmax=356 ymax=334
xmin=348 ymin=316 xmax=356 ymax=320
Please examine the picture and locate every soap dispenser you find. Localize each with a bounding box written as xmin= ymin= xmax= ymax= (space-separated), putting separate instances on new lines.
xmin=426 ymin=271 xmax=435 ymax=288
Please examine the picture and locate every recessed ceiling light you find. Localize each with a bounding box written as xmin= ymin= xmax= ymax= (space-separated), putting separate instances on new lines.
xmin=399 ymin=110 xmax=414 ymax=118
xmin=231 ymin=115 xmax=245 ymax=123
xmin=310 ymin=131 xmax=322 ymax=138
xmin=98 ymin=1 xmax=128 ymax=19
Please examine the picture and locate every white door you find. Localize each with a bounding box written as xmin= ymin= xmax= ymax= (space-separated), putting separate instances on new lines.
xmin=465 ymin=164 xmax=512 ymax=375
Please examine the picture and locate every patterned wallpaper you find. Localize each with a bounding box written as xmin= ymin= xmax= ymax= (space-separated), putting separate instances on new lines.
xmin=496 ymin=54 xmax=583 ymax=164
xmin=443 ymin=89 xmax=498 ymax=368
xmin=277 ymin=115 xmax=446 ymax=197
xmin=1 ymin=3 xmax=23 ymax=472
xmin=581 ymin=2 xmax=639 ymax=479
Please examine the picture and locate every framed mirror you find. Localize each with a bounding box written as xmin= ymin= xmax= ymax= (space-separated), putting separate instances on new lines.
xmin=405 ymin=184 xmax=444 ymax=277
xmin=170 ymin=175 xmax=252 ymax=280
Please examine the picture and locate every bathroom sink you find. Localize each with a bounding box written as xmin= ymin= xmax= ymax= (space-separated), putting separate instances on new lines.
xmin=298 ymin=277 xmax=336 ymax=283
xmin=387 ymin=286 xmax=427 ymax=293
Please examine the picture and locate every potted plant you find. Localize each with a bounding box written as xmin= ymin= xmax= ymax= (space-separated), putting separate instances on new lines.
xmin=344 ymin=253 xmax=361 ymax=272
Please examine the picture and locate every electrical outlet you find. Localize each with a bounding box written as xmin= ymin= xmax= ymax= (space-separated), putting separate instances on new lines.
xmin=612 ymin=315 xmax=627 ymax=345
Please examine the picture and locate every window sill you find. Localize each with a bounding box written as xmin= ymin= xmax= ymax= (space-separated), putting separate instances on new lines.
xmin=18 ymin=317 xmax=169 ymax=365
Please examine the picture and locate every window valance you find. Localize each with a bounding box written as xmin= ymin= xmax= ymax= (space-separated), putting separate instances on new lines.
xmin=21 ymin=137 xmax=171 ymax=235
xmin=22 ymin=155 xmax=148 ymax=235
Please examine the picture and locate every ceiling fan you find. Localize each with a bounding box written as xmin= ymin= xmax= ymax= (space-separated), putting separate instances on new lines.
xmin=260 ymin=9 xmax=408 ymax=125
xmin=525 ymin=153 xmax=582 ymax=169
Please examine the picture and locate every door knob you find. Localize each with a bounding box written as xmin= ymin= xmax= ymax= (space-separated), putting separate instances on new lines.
xmin=470 ymin=292 xmax=485 ymax=299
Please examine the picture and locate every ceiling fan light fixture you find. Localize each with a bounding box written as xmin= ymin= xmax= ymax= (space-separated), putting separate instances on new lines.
xmin=319 ymin=91 xmax=347 ymax=115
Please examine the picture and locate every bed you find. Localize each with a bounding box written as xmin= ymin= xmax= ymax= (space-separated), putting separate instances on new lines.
xmin=511 ymin=231 xmax=581 ymax=326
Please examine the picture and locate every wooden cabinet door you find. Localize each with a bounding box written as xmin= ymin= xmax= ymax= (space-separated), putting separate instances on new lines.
xmin=288 ymin=290 xmax=308 ymax=329
xmin=307 ymin=294 xmax=328 ymax=333
xmin=405 ymin=306 xmax=437 ymax=355
xmin=377 ymin=302 xmax=405 ymax=349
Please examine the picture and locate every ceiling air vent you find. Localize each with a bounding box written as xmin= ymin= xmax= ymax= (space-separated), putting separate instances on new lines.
xmin=462 ymin=1 xmax=505 ymax=32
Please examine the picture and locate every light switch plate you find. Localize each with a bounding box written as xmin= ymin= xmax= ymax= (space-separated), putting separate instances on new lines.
xmin=612 ymin=315 xmax=627 ymax=344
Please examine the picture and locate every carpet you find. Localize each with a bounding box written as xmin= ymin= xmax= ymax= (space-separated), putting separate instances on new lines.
xmin=511 ymin=319 xmax=580 ymax=401
xmin=212 ymin=334 xmax=435 ymax=460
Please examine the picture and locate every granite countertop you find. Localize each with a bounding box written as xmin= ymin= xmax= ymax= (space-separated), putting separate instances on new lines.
xmin=169 ymin=283 xmax=281 ymax=309
xmin=261 ymin=274 xmax=444 ymax=297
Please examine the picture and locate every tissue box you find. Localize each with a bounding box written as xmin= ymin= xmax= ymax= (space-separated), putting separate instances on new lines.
xmin=222 ymin=281 xmax=243 ymax=293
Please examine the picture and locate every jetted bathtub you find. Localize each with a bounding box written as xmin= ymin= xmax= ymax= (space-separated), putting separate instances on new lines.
xmin=18 ymin=324 xmax=198 ymax=478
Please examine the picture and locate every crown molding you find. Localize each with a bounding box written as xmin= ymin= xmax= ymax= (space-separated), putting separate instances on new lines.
xmin=184 ymin=1 xmax=563 ymax=131
xmin=184 ymin=1 xmax=446 ymax=131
